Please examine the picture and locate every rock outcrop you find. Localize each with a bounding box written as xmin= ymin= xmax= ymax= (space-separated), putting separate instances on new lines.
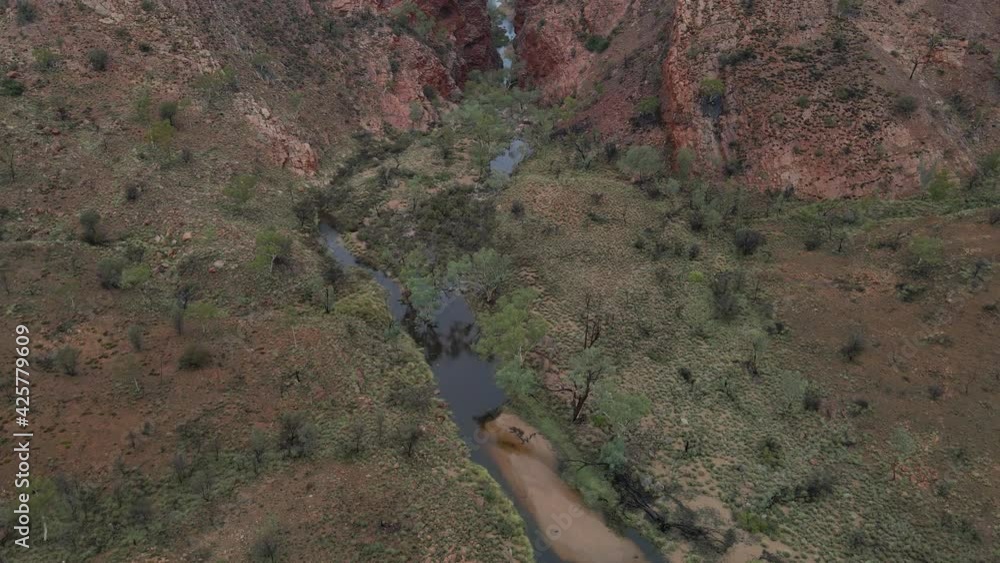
xmin=516 ymin=0 xmax=1000 ymax=198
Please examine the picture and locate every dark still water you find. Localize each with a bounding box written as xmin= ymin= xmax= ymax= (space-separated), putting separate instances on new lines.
xmin=319 ymin=225 xmax=661 ymax=563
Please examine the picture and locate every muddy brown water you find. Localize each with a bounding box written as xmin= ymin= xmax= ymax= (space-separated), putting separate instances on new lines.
xmin=320 ymin=225 xmax=661 ymax=562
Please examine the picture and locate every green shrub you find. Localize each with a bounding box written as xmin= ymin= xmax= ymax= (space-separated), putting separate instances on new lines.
xmin=840 ymin=329 xmax=865 ymax=362
xmin=906 ymin=236 xmax=944 ymax=276
xmin=16 ymin=1 xmax=37 ymax=25
xmin=223 ymin=174 xmax=257 ymax=208
xmin=96 ymin=256 xmax=127 ymax=288
xmin=718 ymin=47 xmax=755 ymax=68
xmin=0 ymin=78 xmax=25 ymax=97
xmin=277 ymin=412 xmax=317 ymax=458
xmin=32 ymin=47 xmax=58 ymax=71
xmin=617 ymin=145 xmax=664 ymax=182
xmin=736 ymin=510 xmax=779 ymax=535
xmin=837 ymin=0 xmax=863 ymax=17
xmin=253 ymin=229 xmax=292 ymax=273
xmin=127 ymin=325 xmax=143 ymax=351
xmin=633 ymin=96 xmax=660 ymax=125
xmin=79 ymin=209 xmax=102 ymax=244
xmin=584 ymin=35 xmax=610 ymax=53
xmin=892 ymin=95 xmax=918 ymax=117
xmin=178 ymin=344 xmax=212 ymax=370
xmin=733 ymin=228 xmax=765 ymax=256
xmin=925 ymin=168 xmax=953 ymax=201
xmin=698 ymin=78 xmax=725 ymax=103
xmin=158 ymin=100 xmax=179 ymax=125
xmin=145 ymin=119 xmax=175 ymax=149
xmin=333 ymin=288 xmax=392 ymax=328
xmin=53 ymin=346 xmax=80 ymax=375
xmin=87 ymin=49 xmax=109 ymax=71
xmin=120 ymin=264 xmax=151 ymax=288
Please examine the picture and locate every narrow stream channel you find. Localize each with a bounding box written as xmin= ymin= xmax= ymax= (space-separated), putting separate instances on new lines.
xmin=315 ymin=3 xmax=663 ymax=560
xmin=320 ymin=225 xmax=660 ymax=562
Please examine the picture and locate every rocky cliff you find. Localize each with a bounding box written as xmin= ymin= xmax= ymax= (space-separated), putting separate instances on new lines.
xmin=515 ymin=0 xmax=1000 ymax=198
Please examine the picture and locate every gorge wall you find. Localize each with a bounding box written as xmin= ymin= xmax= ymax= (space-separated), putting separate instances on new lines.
xmin=514 ymin=0 xmax=1000 ymax=198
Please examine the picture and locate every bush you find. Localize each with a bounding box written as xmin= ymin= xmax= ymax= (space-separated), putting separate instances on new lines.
xmin=799 ymin=470 xmax=835 ymax=501
xmin=96 ymin=256 xmax=126 ymax=288
xmin=223 ymin=174 xmax=257 ymax=208
xmin=510 ymin=200 xmax=525 ymax=218
xmin=87 ymin=49 xmax=109 ymax=71
xmin=145 ymin=119 xmax=175 ymax=149
xmin=802 ymin=384 xmax=822 ymax=411
xmin=698 ymin=78 xmax=725 ymax=103
xmin=584 ymin=35 xmax=610 ymax=53
xmin=32 ymin=47 xmax=58 ymax=71
xmin=892 ymin=95 xmax=918 ymax=117
xmin=733 ymin=228 xmax=765 ymax=255
xmin=840 ymin=330 xmax=865 ymax=362
xmin=925 ymin=168 xmax=953 ymax=201
xmin=617 ymin=146 xmax=664 ymax=182
xmin=79 ymin=209 xmax=102 ymax=244
xmin=837 ymin=0 xmax=863 ymax=17
xmin=277 ymin=412 xmax=317 ymax=458
xmin=127 ymin=325 xmax=143 ymax=351
xmin=633 ymin=96 xmax=661 ymax=125
xmin=906 ymin=236 xmax=944 ymax=276
xmin=989 ymin=208 xmax=1000 ymax=226
xmin=253 ymin=229 xmax=293 ymax=273
xmin=250 ymin=526 xmax=282 ymax=562
xmin=718 ymin=48 xmax=755 ymax=68
xmin=158 ymin=101 xmax=179 ymax=125
xmin=0 ymin=78 xmax=25 ymax=97
xmin=53 ymin=346 xmax=80 ymax=375
xmin=124 ymin=182 xmax=140 ymax=202
xmin=178 ymin=344 xmax=212 ymax=370
xmin=16 ymin=1 xmax=37 ymax=25
xmin=710 ymin=270 xmax=745 ymax=320
xmin=804 ymin=229 xmax=823 ymax=251
xmin=736 ymin=510 xmax=778 ymax=535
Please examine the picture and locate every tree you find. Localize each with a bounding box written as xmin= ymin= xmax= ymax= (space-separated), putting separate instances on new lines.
xmin=158 ymin=100 xmax=179 ymax=125
xmin=96 ymin=256 xmax=126 ymax=288
xmin=250 ymin=524 xmax=282 ymax=563
xmin=840 ymin=329 xmax=865 ymax=362
xmin=475 ymin=288 xmax=546 ymax=365
xmin=400 ymin=251 xmax=439 ymax=322
xmin=733 ymin=228 xmax=765 ymax=256
xmin=250 ymin=429 xmax=269 ymax=474
xmin=564 ymin=347 xmax=615 ymax=423
xmin=496 ymin=363 xmax=538 ymax=399
xmin=447 ymin=248 xmax=513 ymax=305
xmin=79 ymin=209 xmax=102 ymax=244
xmin=253 ymin=229 xmax=292 ymax=274
xmin=87 ymin=49 xmax=109 ymax=71
xmin=618 ymin=146 xmax=664 ymax=183
xmin=399 ymin=421 xmax=424 ymax=457
xmin=594 ymin=388 xmax=650 ymax=434
xmin=277 ymin=412 xmax=317 ymax=459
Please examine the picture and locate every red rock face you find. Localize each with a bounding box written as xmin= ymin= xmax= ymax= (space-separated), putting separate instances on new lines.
xmin=414 ymin=0 xmax=502 ymax=78
xmin=516 ymin=0 xmax=1000 ymax=199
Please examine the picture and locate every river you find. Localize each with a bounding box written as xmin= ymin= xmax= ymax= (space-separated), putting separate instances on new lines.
xmin=315 ymin=2 xmax=662 ymax=561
